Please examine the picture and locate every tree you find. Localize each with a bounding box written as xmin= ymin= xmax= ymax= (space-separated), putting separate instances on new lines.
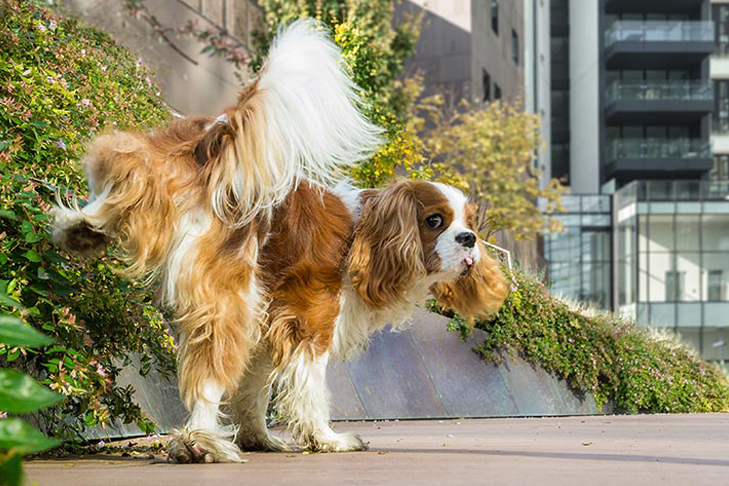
xmin=410 ymin=92 xmax=564 ymax=239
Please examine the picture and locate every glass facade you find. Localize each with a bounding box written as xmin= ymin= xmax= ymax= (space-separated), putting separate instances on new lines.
xmin=615 ymin=181 xmax=729 ymax=357
xmin=713 ymin=3 xmax=729 ymax=56
xmin=544 ymin=195 xmax=612 ymax=308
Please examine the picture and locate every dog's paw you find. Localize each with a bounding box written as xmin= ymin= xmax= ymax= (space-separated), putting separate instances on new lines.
xmin=309 ymin=431 xmax=368 ymax=453
xmin=237 ymin=432 xmax=288 ymax=452
xmin=167 ymin=428 xmax=246 ymax=463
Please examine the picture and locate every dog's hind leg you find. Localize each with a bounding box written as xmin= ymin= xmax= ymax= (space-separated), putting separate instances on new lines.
xmin=166 ymin=230 xmax=264 ymax=463
xmin=228 ymin=344 xmax=287 ymax=452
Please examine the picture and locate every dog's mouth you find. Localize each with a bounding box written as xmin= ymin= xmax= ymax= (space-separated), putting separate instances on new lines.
xmin=460 ymin=256 xmax=474 ymax=276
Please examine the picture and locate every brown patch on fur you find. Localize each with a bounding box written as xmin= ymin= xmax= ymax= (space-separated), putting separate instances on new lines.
xmin=410 ymin=182 xmax=454 ymax=274
xmin=175 ymin=218 xmax=261 ymax=407
xmin=348 ymin=180 xmax=435 ymax=309
xmin=259 ymin=182 xmax=353 ymax=367
xmin=430 ymin=240 xmax=509 ymax=322
xmin=74 ymin=117 xmax=265 ymax=406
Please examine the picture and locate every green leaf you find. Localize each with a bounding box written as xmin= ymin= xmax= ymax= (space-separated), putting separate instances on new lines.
xmin=0 ymin=369 xmax=63 ymax=412
xmin=23 ymin=250 xmax=42 ymax=262
xmin=0 ymin=287 xmax=24 ymax=311
xmin=0 ymin=418 xmax=60 ymax=454
xmin=0 ymin=316 xmax=53 ymax=347
xmin=0 ymin=211 xmax=18 ymax=222
xmin=0 ymin=452 xmax=24 ymax=486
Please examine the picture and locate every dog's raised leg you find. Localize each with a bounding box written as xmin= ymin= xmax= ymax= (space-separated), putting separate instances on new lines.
xmin=275 ymin=350 xmax=367 ymax=452
xmin=229 ymin=345 xmax=287 ymax=452
xmin=166 ymin=381 xmax=245 ymax=463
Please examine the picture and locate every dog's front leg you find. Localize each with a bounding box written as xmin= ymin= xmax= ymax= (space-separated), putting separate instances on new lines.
xmin=275 ymin=350 xmax=367 ymax=452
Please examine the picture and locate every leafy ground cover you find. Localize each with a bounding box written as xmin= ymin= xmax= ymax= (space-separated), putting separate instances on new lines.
xmin=437 ymin=268 xmax=729 ymax=413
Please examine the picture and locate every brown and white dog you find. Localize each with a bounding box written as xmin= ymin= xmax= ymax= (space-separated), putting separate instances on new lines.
xmin=51 ymin=20 xmax=508 ymax=462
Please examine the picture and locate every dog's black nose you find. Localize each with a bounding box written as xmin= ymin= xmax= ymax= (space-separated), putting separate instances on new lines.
xmin=456 ymin=231 xmax=476 ymax=248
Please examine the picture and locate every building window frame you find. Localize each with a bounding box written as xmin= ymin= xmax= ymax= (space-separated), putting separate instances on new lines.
xmin=491 ymin=0 xmax=499 ymax=35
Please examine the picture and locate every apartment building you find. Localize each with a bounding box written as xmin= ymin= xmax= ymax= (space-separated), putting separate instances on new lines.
xmin=540 ymin=0 xmax=729 ymax=360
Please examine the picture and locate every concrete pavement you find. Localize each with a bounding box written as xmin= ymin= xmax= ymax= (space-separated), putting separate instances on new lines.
xmin=26 ymin=413 xmax=729 ymax=486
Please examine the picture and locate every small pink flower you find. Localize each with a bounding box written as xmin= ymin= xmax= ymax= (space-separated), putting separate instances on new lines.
xmin=80 ymin=98 xmax=91 ymax=107
xmin=0 ymin=412 xmax=7 ymax=419
xmin=55 ymin=140 xmax=66 ymax=150
xmin=81 ymin=49 xmax=86 ymax=56
xmin=97 ymin=440 xmax=105 ymax=447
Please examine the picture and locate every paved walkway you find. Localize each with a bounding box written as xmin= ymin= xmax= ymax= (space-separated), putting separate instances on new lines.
xmin=26 ymin=414 xmax=729 ymax=486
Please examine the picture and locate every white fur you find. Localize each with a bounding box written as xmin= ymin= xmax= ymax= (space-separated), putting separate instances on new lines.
xmin=167 ymin=380 xmax=244 ymax=463
xmin=331 ymin=179 xmax=363 ymax=220
xmin=50 ymin=184 xmax=112 ymax=253
xmin=229 ymin=346 xmax=286 ymax=451
xmin=160 ymin=209 xmax=211 ymax=306
xmin=273 ymin=350 xmax=366 ymax=452
xmin=431 ymin=182 xmax=480 ymax=275
xmin=210 ymin=19 xmax=383 ymax=226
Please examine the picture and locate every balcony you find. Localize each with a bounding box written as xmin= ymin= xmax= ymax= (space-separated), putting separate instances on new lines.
xmin=605 ymin=21 xmax=714 ymax=69
xmin=605 ymin=139 xmax=713 ymax=182
xmin=605 ymin=81 xmax=713 ymax=124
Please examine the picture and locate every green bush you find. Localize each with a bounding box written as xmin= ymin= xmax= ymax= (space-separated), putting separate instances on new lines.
xmin=0 ymin=315 xmax=63 ymax=486
xmin=438 ymin=269 xmax=729 ymax=413
xmin=0 ymin=0 xmax=175 ymax=440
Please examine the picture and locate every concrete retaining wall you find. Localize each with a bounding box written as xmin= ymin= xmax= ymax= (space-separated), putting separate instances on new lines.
xmin=96 ymin=309 xmax=602 ymax=439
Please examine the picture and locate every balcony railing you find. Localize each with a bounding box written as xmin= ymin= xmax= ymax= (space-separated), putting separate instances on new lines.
xmin=606 ymin=139 xmax=711 ymax=162
xmin=606 ymin=81 xmax=713 ymax=104
xmin=605 ymin=20 xmax=714 ymax=47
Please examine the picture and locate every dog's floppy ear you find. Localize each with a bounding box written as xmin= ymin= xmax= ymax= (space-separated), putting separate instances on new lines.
xmin=348 ymin=181 xmax=426 ymax=309
xmin=430 ymin=240 xmax=509 ymax=323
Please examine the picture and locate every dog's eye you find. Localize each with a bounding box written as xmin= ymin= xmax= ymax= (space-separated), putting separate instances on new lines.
xmin=425 ymin=214 xmax=444 ymax=229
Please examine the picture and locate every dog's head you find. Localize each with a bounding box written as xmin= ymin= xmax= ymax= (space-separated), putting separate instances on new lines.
xmin=348 ymin=179 xmax=508 ymax=319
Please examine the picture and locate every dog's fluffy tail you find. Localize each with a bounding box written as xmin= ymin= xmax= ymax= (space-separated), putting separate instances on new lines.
xmin=206 ymin=19 xmax=384 ymax=225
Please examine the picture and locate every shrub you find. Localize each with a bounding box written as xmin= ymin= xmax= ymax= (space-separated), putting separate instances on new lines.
xmin=0 ymin=315 xmax=63 ymax=486
xmin=0 ymin=0 xmax=175 ymax=440
xmin=437 ymin=268 xmax=729 ymax=413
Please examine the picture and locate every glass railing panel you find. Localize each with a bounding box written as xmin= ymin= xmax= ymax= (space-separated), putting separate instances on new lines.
xmin=606 ymin=81 xmax=713 ymax=104
xmin=605 ymin=20 xmax=714 ymax=47
xmin=606 ymin=139 xmax=711 ymax=162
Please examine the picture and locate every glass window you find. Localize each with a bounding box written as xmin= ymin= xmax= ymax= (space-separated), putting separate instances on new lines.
xmin=582 ymin=262 xmax=610 ymax=307
xmin=705 ymin=303 xmax=729 ymax=326
xmin=702 ymin=214 xmax=729 ymax=251
xmin=675 ymin=253 xmax=701 ymax=302
xmin=647 ymin=214 xmax=675 ymax=252
xmin=482 ymin=69 xmax=491 ymax=102
xmin=650 ymin=303 xmax=676 ymax=328
xmin=677 ymin=303 xmax=701 ymax=328
xmin=648 ymin=252 xmax=673 ymax=302
xmin=665 ymin=270 xmax=684 ymax=302
xmin=677 ymin=327 xmax=701 ymax=354
xmin=511 ymin=30 xmax=519 ymax=64
xmin=702 ymin=328 xmax=729 ymax=361
xmin=491 ymin=0 xmax=499 ymax=35
xmin=676 ymin=215 xmax=700 ymax=251
xmin=712 ymin=155 xmax=729 ymax=180
xmin=709 ymin=270 xmax=724 ymax=301
xmin=703 ymin=253 xmax=729 ymax=301
xmin=712 ymin=80 xmax=729 ymax=132
xmin=495 ymin=84 xmax=502 ymax=100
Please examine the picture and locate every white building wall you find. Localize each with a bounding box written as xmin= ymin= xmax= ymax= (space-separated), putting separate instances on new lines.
xmin=568 ymin=0 xmax=600 ymax=194
xmin=524 ymin=0 xmax=551 ymax=185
